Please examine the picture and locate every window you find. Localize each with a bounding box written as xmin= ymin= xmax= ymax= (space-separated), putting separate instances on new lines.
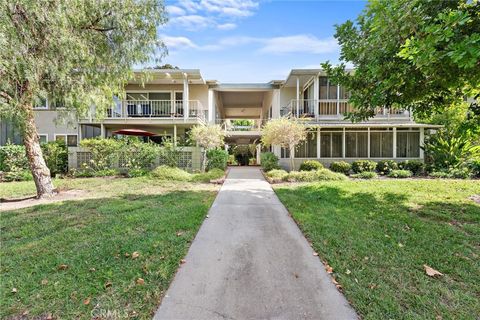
xmin=370 ymin=131 xmax=393 ymax=157
xmin=38 ymin=134 xmax=48 ymax=144
xmin=320 ymin=131 xmax=343 ymax=158
xmin=346 ymin=131 xmax=368 ymax=158
xmin=319 ymin=77 xmax=328 ymax=99
xmin=295 ymin=131 xmax=317 ymax=158
xmin=55 ymin=134 xmax=78 ymax=147
xmin=281 ymin=147 xmax=290 ymax=159
xmin=397 ymin=131 xmax=420 ymax=158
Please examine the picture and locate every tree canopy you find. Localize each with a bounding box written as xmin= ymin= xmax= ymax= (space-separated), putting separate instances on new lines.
xmin=0 ymin=0 xmax=167 ymax=197
xmin=322 ymin=0 xmax=480 ymax=121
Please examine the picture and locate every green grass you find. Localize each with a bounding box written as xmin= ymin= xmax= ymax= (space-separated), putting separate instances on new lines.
xmin=0 ymin=177 xmax=218 ymax=319
xmin=274 ymin=179 xmax=480 ymax=319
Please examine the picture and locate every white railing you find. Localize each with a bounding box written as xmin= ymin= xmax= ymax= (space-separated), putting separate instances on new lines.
xmin=216 ymin=119 xmax=264 ymax=131
xmin=281 ymin=99 xmax=410 ymax=120
xmin=107 ymin=100 xmax=206 ymax=120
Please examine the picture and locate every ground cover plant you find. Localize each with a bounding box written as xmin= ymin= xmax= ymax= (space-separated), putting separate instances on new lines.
xmin=274 ymin=179 xmax=480 ymax=319
xmin=0 ymin=177 xmax=219 ymax=319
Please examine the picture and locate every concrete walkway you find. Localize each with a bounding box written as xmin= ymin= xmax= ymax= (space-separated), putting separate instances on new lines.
xmin=154 ymin=167 xmax=357 ymax=320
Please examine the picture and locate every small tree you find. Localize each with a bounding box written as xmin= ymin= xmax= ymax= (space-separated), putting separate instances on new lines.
xmin=190 ymin=124 xmax=227 ymax=171
xmin=261 ymin=118 xmax=307 ymax=171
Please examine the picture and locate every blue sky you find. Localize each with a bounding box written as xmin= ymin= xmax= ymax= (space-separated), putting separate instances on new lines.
xmin=157 ymin=0 xmax=366 ymax=82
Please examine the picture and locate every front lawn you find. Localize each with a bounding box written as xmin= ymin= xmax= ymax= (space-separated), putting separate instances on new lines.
xmin=274 ymin=179 xmax=480 ymax=319
xmin=0 ymin=177 xmax=218 ymax=319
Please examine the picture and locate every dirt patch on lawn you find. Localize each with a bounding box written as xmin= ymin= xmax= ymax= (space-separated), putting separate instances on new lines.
xmin=0 ymin=189 xmax=88 ymax=211
xmin=468 ymin=194 xmax=480 ymax=204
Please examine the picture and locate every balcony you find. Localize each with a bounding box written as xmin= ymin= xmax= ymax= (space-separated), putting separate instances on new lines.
xmin=105 ymin=100 xmax=207 ymax=120
xmin=216 ymin=119 xmax=264 ymax=134
xmin=281 ymin=99 xmax=411 ymax=121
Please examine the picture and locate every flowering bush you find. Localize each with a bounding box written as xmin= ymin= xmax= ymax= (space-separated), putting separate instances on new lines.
xmin=351 ymin=160 xmax=377 ymax=173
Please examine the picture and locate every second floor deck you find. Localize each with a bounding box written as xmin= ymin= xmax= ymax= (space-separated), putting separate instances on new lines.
xmin=280 ymin=99 xmax=412 ymax=121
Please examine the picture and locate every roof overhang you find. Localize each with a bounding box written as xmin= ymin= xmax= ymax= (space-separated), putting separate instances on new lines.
xmin=130 ymin=69 xmax=205 ymax=85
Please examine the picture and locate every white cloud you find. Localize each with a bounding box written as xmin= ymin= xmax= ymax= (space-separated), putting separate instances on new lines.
xmin=161 ymin=35 xmax=198 ymax=50
xmin=166 ymin=0 xmax=260 ymax=31
xmin=161 ymin=34 xmax=338 ymax=55
xmin=259 ymin=35 xmax=339 ymax=54
xmin=169 ymin=15 xmax=213 ymax=31
xmin=166 ymin=5 xmax=186 ymax=16
xmin=217 ymin=23 xmax=237 ymax=30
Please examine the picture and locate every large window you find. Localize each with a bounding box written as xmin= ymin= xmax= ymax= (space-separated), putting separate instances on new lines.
xmin=295 ymin=131 xmax=317 ymax=158
xmin=320 ymin=131 xmax=342 ymax=158
xmin=397 ymin=130 xmax=420 ymax=158
xmin=370 ymin=130 xmax=393 ymax=158
xmin=55 ymin=134 xmax=78 ymax=147
xmin=346 ymin=131 xmax=368 ymax=158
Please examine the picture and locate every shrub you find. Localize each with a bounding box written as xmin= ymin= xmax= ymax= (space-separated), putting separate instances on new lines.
xmin=351 ymin=171 xmax=378 ymax=179
xmin=376 ymin=160 xmax=398 ymax=175
xmin=80 ymin=138 xmax=120 ymax=171
xmin=315 ymin=169 xmax=348 ymax=181
xmin=206 ymin=149 xmax=228 ymax=171
xmin=387 ymin=169 xmax=412 ymax=178
xmin=125 ymin=168 xmax=150 ymax=178
xmin=260 ymin=152 xmax=280 ymax=172
xmin=285 ymin=170 xmax=317 ymax=182
xmin=227 ymin=154 xmax=238 ymax=165
xmin=3 ymin=170 xmax=33 ymax=182
xmin=192 ymin=168 xmax=225 ymax=182
xmin=0 ymin=143 xmax=29 ymax=172
xmin=265 ymin=169 xmax=288 ymax=182
xmin=466 ymin=159 xmax=480 ymax=178
xmin=448 ymin=167 xmax=471 ymax=179
xmin=351 ymin=160 xmax=377 ymax=173
xmin=151 ymin=165 xmax=192 ymax=181
xmin=429 ymin=171 xmax=449 ymax=179
xmin=330 ymin=161 xmax=351 ymax=175
xmin=299 ymin=160 xmax=323 ymax=171
xmin=119 ymin=138 xmax=158 ymax=171
xmin=398 ymin=160 xmax=425 ymax=176
xmin=158 ymin=140 xmax=181 ymax=167
xmin=42 ymin=141 xmax=68 ymax=176
xmin=286 ymin=169 xmax=347 ymax=182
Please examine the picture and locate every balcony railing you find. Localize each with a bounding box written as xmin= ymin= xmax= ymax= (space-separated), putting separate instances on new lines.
xmin=216 ymin=119 xmax=264 ymax=132
xmin=281 ymin=99 xmax=410 ymax=120
xmin=106 ymin=100 xmax=206 ymax=120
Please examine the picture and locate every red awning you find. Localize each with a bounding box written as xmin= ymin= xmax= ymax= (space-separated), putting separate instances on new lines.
xmin=112 ymin=129 xmax=157 ymax=137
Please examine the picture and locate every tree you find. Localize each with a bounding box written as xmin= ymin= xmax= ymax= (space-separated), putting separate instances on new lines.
xmin=149 ymin=64 xmax=180 ymax=69
xmin=322 ymin=0 xmax=480 ymax=121
xmin=190 ymin=124 xmax=227 ymax=171
xmin=261 ymin=117 xmax=307 ymax=171
xmin=0 ymin=1 xmax=166 ymax=197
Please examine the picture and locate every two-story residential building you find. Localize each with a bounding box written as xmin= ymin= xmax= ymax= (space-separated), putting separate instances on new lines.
xmin=0 ymin=68 xmax=439 ymax=170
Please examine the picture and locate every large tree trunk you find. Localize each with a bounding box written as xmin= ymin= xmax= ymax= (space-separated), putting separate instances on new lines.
xmin=23 ymin=104 xmax=55 ymax=198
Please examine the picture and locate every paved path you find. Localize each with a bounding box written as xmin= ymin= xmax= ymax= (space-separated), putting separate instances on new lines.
xmin=154 ymin=167 xmax=357 ymax=320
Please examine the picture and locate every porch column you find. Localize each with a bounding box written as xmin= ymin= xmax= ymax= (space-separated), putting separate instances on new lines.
xmin=419 ymin=127 xmax=425 ymax=159
xmin=313 ymin=75 xmax=319 ymax=119
xmin=337 ymin=84 xmax=340 ymax=115
xmin=272 ymin=89 xmax=281 ymax=119
xmin=100 ymin=123 xmax=105 ymax=138
xmin=208 ymin=89 xmax=214 ymax=124
xmin=317 ymin=127 xmax=321 ymax=159
xmin=183 ymin=75 xmax=189 ymax=120
xmin=173 ymin=124 xmax=177 ymax=147
xmin=393 ymin=127 xmax=397 ymax=158
xmin=367 ymin=127 xmax=371 ymax=158
xmin=256 ymin=144 xmax=261 ymax=165
xmin=78 ymin=124 xmax=82 ymax=142
xmin=296 ymin=77 xmax=300 ymax=117
xmin=342 ymin=127 xmax=346 ymax=158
